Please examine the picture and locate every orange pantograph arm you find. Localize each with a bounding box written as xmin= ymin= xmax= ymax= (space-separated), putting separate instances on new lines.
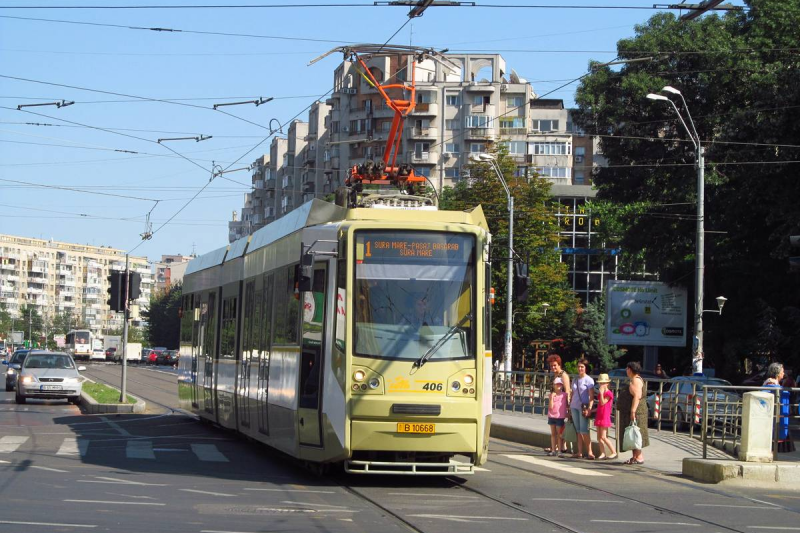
xmin=355 ymin=55 xmax=417 ymax=168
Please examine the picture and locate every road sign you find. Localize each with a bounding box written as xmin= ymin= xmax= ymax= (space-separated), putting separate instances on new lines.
xmin=606 ymin=281 xmax=687 ymax=347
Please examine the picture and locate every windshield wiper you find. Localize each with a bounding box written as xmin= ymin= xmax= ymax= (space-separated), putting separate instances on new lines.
xmin=411 ymin=313 xmax=472 ymax=372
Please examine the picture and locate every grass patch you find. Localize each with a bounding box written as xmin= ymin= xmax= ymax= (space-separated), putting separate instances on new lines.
xmin=83 ymin=382 xmax=137 ymax=404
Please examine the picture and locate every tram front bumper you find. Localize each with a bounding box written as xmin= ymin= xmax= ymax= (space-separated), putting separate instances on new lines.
xmin=350 ymin=420 xmax=476 ymax=453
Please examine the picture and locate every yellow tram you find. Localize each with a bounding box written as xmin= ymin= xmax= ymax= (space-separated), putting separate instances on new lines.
xmin=178 ymin=198 xmax=492 ymax=474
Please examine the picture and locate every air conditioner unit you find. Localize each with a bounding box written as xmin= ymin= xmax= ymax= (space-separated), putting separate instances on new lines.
xmin=343 ymin=88 xmax=357 ymax=95
xmin=500 ymin=84 xmax=508 ymax=92
xmin=342 ymin=126 xmax=349 ymax=132
xmin=575 ymin=155 xmax=584 ymax=163
xmin=443 ymin=152 xmax=451 ymax=160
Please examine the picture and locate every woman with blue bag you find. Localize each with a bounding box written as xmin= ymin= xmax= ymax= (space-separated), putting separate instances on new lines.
xmin=617 ymin=361 xmax=650 ymax=464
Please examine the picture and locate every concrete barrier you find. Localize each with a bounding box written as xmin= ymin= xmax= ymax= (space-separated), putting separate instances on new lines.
xmin=80 ymin=388 xmax=146 ymax=414
xmin=683 ymin=458 xmax=800 ymax=486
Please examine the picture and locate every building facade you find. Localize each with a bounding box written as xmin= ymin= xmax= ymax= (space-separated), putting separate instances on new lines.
xmin=154 ymin=254 xmax=193 ymax=293
xmin=0 ymin=234 xmax=153 ymax=335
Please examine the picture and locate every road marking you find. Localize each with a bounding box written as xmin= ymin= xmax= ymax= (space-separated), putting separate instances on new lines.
xmin=191 ymin=443 xmax=229 ymax=462
xmin=281 ymin=501 xmax=349 ymax=509
xmin=531 ymin=498 xmax=623 ymax=503
xmin=57 ymin=437 xmax=89 ymax=457
xmin=243 ymin=488 xmax=336 ymax=494
xmin=0 ymin=436 xmax=29 ymax=453
xmin=127 ymin=440 xmax=155 ymax=460
xmin=0 ymin=520 xmax=96 ymax=528
xmin=409 ymin=514 xmax=527 ymax=523
xmin=64 ymin=499 xmax=166 ymax=506
xmin=31 ymin=465 xmax=69 ymax=473
xmin=592 ymin=520 xmax=700 ymax=527
xmin=748 ymin=528 xmax=800 ymax=531
xmin=473 ymin=467 xmax=491 ymax=471
xmin=78 ymin=476 xmax=167 ymax=486
xmin=0 ymin=459 xmax=10 ymax=463
xmin=201 ymin=531 xmax=260 ymax=533
xmin=101 ymin=417 xmax=132 ymax=437
xmin=503 ymin=454 xmax=612 ymax=477
xmin=696 ymin=504 xmax=774 ymax=509
xmin=389 ymin=493 xmax=479 ymax=499
xmin=180 ymin=489 xmax=236 ymax=497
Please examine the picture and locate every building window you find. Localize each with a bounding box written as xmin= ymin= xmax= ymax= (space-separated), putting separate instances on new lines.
xmin=445 ymin=119 xmax=460 ymax=130
xmin=414 ymin=142 xmax=430 ymax=158
xmin=501 ymin=141 xmax=526 ymax=155
xmin=446 ymin=94 xmax=461 ymax=106
xmin=465 ymin=115 xmax=491 ymax=128
xmin=575 ymin=146 xmax=586 ymax=156
xmin=470 ymin=143 xmax=486 ymax=153
xmin=531 ymin=119 xmax=560 ymax=132
xmin=507 ymin=96 xmax=524 ymax=107
xmin=416 ymin=92 xmax=434 ymax=104
xmin=414 ymin=167 xmax=431 ymax=177
xmin=445 ymin=143 xmax=460 ymax=154
xmin=534 ymin=167 xmax=571 ymax=178
xmin=530 ymin=141 xmax=571 ymax=155
xmin=445 ymin=167 xmax=460 ymax=179
xmin=499 ymin=117 xmax=525 ymax=129
xmin=574 ymin=171 xmax=585 ymax=184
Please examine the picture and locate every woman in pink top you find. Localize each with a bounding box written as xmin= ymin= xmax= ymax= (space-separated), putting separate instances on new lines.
xmin=594 ymin=373 xmax=617 ymax=460
xmin=547 ymin=378 xmax=568 ymax=456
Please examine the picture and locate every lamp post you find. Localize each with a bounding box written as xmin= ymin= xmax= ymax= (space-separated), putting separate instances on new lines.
xmin=646 ymin=87 xmax=706 ymax=374
xmin=476 ymin=153 xmax=514 ymax=374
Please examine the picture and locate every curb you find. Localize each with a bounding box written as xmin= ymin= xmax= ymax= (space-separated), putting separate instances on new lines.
xmin=683 ymin=458 xmax=800 ymax=485
xmin=491 ymin=421 xmax=605 ymax=456
xmin=80 ymin=386 xmax=146 ymax=414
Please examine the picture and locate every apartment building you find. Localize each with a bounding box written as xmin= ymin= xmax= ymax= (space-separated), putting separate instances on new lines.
xmin=0 ymin=234 xmax=153 ymax=334
xmin=154 ymin=254 xmax=193 ymax=293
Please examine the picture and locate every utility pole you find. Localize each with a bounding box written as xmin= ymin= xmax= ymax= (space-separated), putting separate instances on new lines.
xmin=693 ymin=146 xmax=705 ymax=375
xmin=120 ymin=254 xmax=130 ymax=403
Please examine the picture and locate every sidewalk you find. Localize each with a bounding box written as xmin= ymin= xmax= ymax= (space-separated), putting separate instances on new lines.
xmin=492 ymin=411 xmax=734 ymax=474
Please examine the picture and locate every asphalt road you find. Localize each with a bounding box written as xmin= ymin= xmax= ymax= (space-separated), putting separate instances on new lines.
xmin=1 ymin=362 xmax=799 ymax=533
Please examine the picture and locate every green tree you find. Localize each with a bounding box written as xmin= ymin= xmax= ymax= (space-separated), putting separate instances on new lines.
xmin=572 ymin=297 xmax=625 ymax=372
xmin=572 ymin=0 xmax=800 ymax=376
xmin=18 ymin=305 xmax=44 ymax=347
xmin=439 ymin=147 xmax=579 ymax=360
xmin=144 ymin=282 xmax=182 ymax=349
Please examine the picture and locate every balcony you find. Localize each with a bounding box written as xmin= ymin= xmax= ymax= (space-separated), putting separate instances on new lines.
xmin=303 ymin=150 xmax=317 ymax=166
xmin=500 ymin=127 xmax=528 ymax=136
xmin=4 ymin=274 xmax=19 ymax=282
xmin=253 ymin=179 xmax=264 ymax=189
xmin=0 ymin=263 xmax=17 ymax=271
xmin=465 ymin=83 xmax=496 ymax=93
xmin=410 ymin=127 xmax=439 ymax=139
xmin=410 ymin=102 xmax=439 ymax=116
xmin=410 ymin=152 xmax=439 ymax=165
xmin=465 ymin=128 xmax=496 ymax=141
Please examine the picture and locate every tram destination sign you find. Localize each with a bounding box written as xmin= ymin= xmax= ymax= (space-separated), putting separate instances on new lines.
xmin=357 ymin=233 xmax=468 ymax=261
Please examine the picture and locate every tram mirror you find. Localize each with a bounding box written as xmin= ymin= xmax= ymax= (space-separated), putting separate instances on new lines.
xmin=298 ymin=248 xmax=314 ymax=292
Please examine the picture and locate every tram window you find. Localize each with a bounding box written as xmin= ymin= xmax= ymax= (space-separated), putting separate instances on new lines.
xmin=484 ymin=262 xmax=492 ymax=351
xmin=180 ymin=295 xmax=192 ymax=345
xmin=286 ymin=264 xmax=300 ymax=343
xmin=205 ymin=292 xmax=217 ymax=359
xmin=261 ymin=273 xmax=273 ymax=352
xmin=272 ymin=267 xmax=289 ymax=343
xmin=220 ymin=296 xmax=237 ymax=359
xmin=243 ymin=281 xmax=255 ymax=355
xmin=335 ymin=249 xmax=347 ymax=353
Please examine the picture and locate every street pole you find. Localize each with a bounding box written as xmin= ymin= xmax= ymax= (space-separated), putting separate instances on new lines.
xmin=120 ymin=254 xmax=129 ymax=403
xmin=693 ymin=146 xmax=705 ymax=375
xmin=505 ymin=192 xmax=514 ymax=374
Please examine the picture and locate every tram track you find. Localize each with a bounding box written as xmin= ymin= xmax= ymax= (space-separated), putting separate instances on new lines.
xmin=82 ymin=364 xmax=186 ymax=415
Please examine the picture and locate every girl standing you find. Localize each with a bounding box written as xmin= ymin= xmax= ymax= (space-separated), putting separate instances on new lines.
xmin=547 ymin=377 xmax=568 ymax=456
xmin=570 ymin=358 xmax=595 ymax=459
xmin=594 ymin=373 xmax=617 ymax=460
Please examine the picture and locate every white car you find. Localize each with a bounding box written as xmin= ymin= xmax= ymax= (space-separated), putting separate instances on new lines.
xmin=90 ymin=349 xmax=106 ymax=362
xmin=15 ymin=351 xmax=87 ymax=405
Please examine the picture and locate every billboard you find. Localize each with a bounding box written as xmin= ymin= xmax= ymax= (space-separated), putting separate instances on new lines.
xmin=10 ymin=331 xmax=24 ymax=344
xmin=54 ymin=334 xmax=66 ymax=348
xmin=606 ymin=281 xmax=687 ymax=347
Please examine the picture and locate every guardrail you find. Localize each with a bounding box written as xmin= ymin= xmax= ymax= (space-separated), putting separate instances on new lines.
xmin=700 ymin=385 xmax=800 ymax=459
xmin=492 ymin=371 xmax=799 ymax=457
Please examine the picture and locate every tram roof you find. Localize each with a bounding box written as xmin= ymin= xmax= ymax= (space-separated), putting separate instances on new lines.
xmin=185 ymin=244 xmax=228 ymax=276
xmin=344 ymin=205 xmax=488 ymax=231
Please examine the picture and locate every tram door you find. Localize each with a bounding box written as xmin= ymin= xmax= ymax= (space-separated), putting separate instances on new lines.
xmin=203 ymin=291 xmax=218 ymax=416
xmin=191 ymin=296 xmax=201 ymax=408
xmin=239 ymin=280 xmax=255 ymax=429
xmin=298 ymin=263 xmax=327 ymax=447
xmin=257 ymin=273 xmax=274 ymax=435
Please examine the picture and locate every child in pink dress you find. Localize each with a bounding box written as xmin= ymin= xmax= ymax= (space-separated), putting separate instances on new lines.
xmin=595 ymin=373 xmax=617 ymax=460
xmin=547 ymin=378 xmax=568 ymax=456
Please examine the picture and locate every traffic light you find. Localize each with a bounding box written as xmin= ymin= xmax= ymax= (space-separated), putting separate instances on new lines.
xmin=790 ymin=235 xmax=800 ymax=272
xmin=514 ymin=262 xmax=531 ymax=303
xmin=107 ymin=271 xmax=123 ymax=312
xmin=128 ymin=272 xmax=142 ymax=301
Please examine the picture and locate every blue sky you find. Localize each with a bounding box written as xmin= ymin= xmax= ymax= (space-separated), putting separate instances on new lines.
xmin=0 ymin=1 xmax=744 ymax=261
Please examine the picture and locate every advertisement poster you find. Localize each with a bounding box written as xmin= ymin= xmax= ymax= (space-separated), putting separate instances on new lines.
xmin=606 ymin=281 xmax=687 ymax=347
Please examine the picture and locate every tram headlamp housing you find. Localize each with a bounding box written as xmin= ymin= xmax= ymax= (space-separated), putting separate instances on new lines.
xmin=451 ymin=381 xmax=461 ymax=392
xmin=368 ymin=378 xmax=380 ymax=390
xmin=463 ymin=374 xmax=474 ymax=385
xmin=353 ymin=370 xmax=366 ymax=382
xmin=447 ymin=371 xmax=477 ymax=397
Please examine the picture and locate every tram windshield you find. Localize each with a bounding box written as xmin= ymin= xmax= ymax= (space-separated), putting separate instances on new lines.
xmin=353 ymin=231 xmax=476 ymax=362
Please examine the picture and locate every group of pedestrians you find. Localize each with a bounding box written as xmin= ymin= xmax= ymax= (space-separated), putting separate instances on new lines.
xmin=544 ymin=355 xmax=649 ymax=464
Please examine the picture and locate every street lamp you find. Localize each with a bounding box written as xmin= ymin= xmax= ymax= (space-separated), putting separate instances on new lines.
xmin=541 ymin=302 xmax=550 ymax=317
xmin=474 ymin=153 xmax=515 ymax=374
xmin=646 ymin=86 xmax=708 ymax=374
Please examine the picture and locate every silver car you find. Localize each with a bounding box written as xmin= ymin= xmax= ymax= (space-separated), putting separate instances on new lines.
xmin=15 ymin=351 xmax=87 ymax=405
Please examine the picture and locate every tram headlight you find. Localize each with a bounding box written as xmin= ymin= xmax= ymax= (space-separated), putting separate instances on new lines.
xmin=353 ymin=370 xmax=366 ymax=382
xmin=352 ymin=384 xmax=360 ymax=391
xmin=368 ymin=378 xmax=380 ymax=390
xmin=451 ymin=381 xmax=461 ymax=392
xmin=463 ymin=374 xmax=474 ymax=385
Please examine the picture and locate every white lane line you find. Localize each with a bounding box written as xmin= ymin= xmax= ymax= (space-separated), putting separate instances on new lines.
xmin=389 ymin=493 xmax=479 ymax=499
xmin=101 ymin=417 xmax=132 ymax=437
xmin=592 ymin=520 xmax=700 ymax=527
xmin=243 ymin=488 xmax=335 ymax=494
xmin=281 ymin=501 xmax=348 ymax=509
xmin=180 ymin=489 xmax=236 ymax=497
xmin=153 ymin=448 xmax=187 ymax=452
xmin=201 ymin=531 xmax=260 ymax=533
xmin=57 ymin=437 xmax=89 ymax=457
xmin=77 ymin=476 xmax=167 ymax=486
xmin=473 ymin=467 xmax=491 ymax=472
xmin=64 ymin=499 xmax=166 ymax=506
xmin=748 ymin=528 xmax=800 ymax=531
xmin=409 ymin=514 xmax=528 ymax=523
xmin=503 ymin=454 xmax=612 ymax=477
xmin=127 ymin=440 xmax=155 ymax=460
xmin=0 ymin=459 xmax=10 ymax=464
xmin=531 ymin=498 xmax=623 ymax=503
xmin=0 ymin=436 xmax=29 ymax=453
xmin=0 ymin=520 xmax=96 ymax=528
xmin=31 ymin=465 xmax=70 ymax=473
xmin=696 ymin=504 xmax=775 ymax=509
xmin=191 ymin=443 xmax=229 ymax=462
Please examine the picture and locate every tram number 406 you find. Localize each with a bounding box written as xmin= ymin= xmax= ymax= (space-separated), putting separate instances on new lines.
xmin=421 ymin=382 xmax=443 ymax=391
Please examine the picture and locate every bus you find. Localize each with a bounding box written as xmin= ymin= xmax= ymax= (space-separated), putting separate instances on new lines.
xmin=65 ymin=329 xmax=92 ymax=361
xmin=178 ymin=198 xmax=494 ymax=475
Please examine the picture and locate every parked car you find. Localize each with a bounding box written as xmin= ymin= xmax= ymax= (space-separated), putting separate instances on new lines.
xmin=4 ymin=349 xmax=30 ymax=392
xmin=163 ymin=350 xmax=180 ymax=366
xmin=105 ymin=347 xmax=117 ymax=362
xmin=741 ymin=369 xmax=767 ymax=386
xmin=601 ymin=368 xmax=664 ymax=393
xmin=90 ymin=349 xmax=107 ymax=362
xmin=146 ymin=349 xmax=161 ymax=365
xmin=646 ymin=376 xmax=739 ymax=430
xmin=15 ymin=351 xmax=87 ymax=405
xmin=139 ymin=347 xmax=151 ymax=364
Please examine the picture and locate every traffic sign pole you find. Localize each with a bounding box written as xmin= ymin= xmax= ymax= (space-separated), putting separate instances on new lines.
xmin=120 ymin=254 xmax=129 ymax=403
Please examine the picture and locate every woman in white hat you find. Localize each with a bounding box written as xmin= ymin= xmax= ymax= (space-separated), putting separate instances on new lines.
xmin=594 ymin=373 xmax=617 ymax=460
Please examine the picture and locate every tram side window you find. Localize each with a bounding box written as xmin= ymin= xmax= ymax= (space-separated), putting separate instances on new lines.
xmin=485 ymin=262 xmax=492 ymax=351
xmin=220 ymin=296 xmax=237 ymax=359
xmin=273 ymin=265 xmax=300 ymax=345
xmin=193 ymin=298 xmax=202 ymax=353
xmin=243 ymin=282 xmax=255 ymax=356
xmin=205 ymin=292 xmax=217 ymax=358
xmin=180 ymin=295 xmax=193 ymax=346
xmin=335 ymin=249 xmax=347 ymax=353
xmin=260 ymin=273 xmax=273 ymax=353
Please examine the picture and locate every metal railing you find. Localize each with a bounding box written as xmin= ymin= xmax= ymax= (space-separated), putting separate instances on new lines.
xmin=700 ymin=385 xmax=800 ymax=459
